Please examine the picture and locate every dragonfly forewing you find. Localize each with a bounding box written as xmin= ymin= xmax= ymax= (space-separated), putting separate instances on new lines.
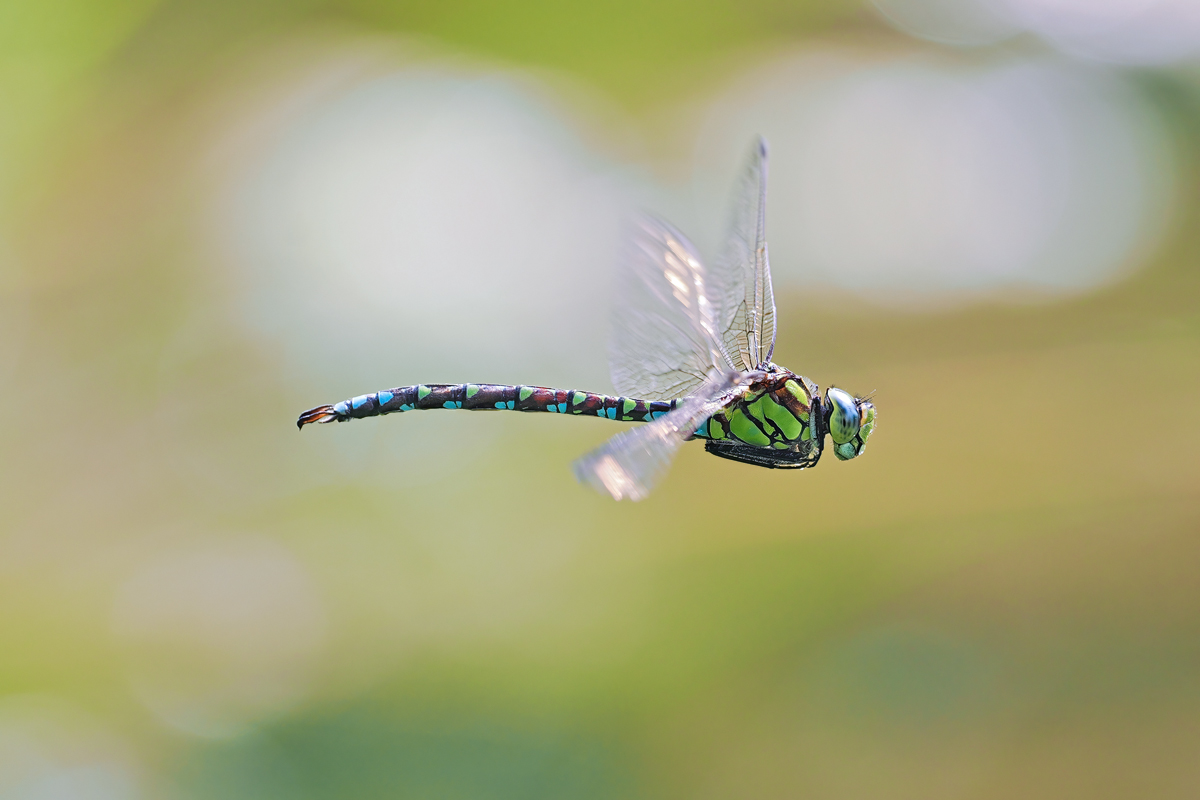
xmin=609 ymin=217 xmax=733 ymax=401
xmin=714 ymin=136 xmax=776 ymax=371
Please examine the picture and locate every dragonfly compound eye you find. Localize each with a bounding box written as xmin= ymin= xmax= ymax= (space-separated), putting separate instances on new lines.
xmin=834 ymin=401 xmax=875 ymax=461
xmin=826 ymin=387 xmax=861 ymax=445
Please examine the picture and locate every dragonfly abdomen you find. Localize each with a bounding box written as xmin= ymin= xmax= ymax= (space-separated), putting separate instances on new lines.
xmin=297 ymin=384 xmax=677 ymax=429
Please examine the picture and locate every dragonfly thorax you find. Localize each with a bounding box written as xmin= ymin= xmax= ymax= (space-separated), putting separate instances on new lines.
xmin=701 ymin=368 xmax=877 ymax=464
xmin=705 ymin=367 xmax=818 ymax=450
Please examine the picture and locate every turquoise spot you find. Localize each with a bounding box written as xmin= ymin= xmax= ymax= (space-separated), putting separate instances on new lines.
xmin=333 ymin=401 xmax=348 ymax=415
xmin=351 ymin=395 xmax=370 ymax=410
xmin=398 ymin=404 xmax=413 ymax=411
xmin=694 ymin=419 xmax=709 ymax=438
xmin=545 ymin=404 xmax=557 ymax=413
xmin=443 ymin=401 xmax=462 ymax=409
xmin=605 ymin=407 xmax=616 ymax=419
xmin=651 ymin=410 xmax=667 ymax=420
xmin=377 ymin=391 xmax=394 ymax=406
xmin=557 ymin=403 xmax=567 ymax=413
xmin=495 ymin=401 xmax=507 ymax=409
xmin=506 ymin=400 xmax=515 ymax=410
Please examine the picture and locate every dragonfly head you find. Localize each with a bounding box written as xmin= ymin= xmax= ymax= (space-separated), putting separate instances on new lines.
xmin=825 ymin=387 xmax=876 ymax=461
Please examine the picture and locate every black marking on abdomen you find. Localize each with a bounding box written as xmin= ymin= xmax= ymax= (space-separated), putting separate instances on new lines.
xmin=297 ymin=384 xmax=681 ymax=429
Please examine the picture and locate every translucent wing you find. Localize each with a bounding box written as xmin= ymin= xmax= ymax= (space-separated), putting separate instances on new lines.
xmin=713 ymin=137 xmax=776 ymax=372
xmin=574 ymin=370 xmax=750 ymax=501
xmin=609 ymin=217 xmax=736 ymax=401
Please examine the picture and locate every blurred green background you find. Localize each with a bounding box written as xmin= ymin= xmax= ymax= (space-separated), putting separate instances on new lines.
xmin=2 ymin=1 xmax=1199 ymax=798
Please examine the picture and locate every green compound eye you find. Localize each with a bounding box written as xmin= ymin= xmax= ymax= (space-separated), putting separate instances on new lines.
xmin=826 ymin=387 xmax=860 ymax=445
xmin=832 ymin=401 xmax=875 ymax=461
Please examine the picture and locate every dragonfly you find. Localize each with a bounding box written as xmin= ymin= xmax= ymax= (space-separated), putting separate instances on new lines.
xmin=297 ymin=137 xmax=876 ymax=500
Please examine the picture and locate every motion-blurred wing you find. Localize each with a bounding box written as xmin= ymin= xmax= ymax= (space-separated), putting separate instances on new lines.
xmin=574 ymin=370 xmax=745 ymax=501
xmin=713 ymin=137 xmax=776 ymax=372
xmin=609 ymin=217 xmax=734 ymax=401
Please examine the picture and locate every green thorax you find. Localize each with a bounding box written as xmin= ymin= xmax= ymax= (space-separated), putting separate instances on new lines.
xmin=696 ymin=369 xmax=817 ymax=450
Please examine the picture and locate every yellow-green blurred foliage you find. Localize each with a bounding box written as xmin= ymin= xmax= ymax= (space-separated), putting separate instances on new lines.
xmin=1 ymin=2 xmax=1198 ymax=799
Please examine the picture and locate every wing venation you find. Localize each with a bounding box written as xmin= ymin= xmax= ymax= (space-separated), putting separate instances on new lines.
xmin=609 ymin=217 xmax=733 ymax=400
xmin=713 ymin=137 xmax=777 ymax=371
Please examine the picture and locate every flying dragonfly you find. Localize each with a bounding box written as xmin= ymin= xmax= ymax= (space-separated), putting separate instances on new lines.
xmin=297 ymin=137 xmax=876 ymax=500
